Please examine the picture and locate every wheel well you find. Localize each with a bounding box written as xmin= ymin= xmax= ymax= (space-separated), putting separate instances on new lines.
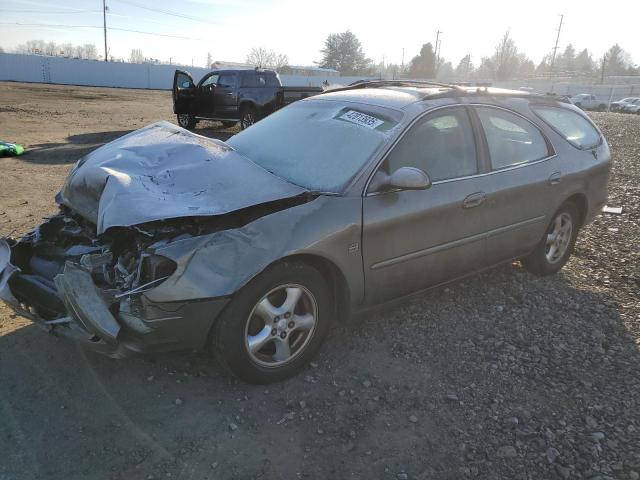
xmin=239 ymin=101 xmax=256 ymax=113
xmin=275 ymin=254 xmax=351 ymax=324
xmin=565 ymin=193 xmax=588 ymax=226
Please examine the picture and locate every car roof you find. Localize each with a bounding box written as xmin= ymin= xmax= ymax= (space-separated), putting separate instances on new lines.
xmin=317 ymin=82 xmax=559 ymax=110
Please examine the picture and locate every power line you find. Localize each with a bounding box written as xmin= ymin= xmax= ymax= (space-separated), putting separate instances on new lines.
xmin=0 ymin=22 xmax=204 ymax=40
xmin=112 ymin=0 xmax=222 ymax=24
xmin=1 ymin=7 xmax=184 ymax=28
xmin=3 ymin=0 xmax=90 ymax=12
xmin=0 ymin=9 xmax=102 ymax=13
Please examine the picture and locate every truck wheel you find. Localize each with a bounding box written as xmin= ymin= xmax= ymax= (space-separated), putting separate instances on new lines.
xmin=213 ymin=261 xmax=332 ymax=384
xmin=177 ymin=113 xmax=196 ymax=130
xmin=522 ymin=202 xmax=580 ymax=276
xmin=574 ymin=102 xmax=582 ymax=109
xmin=221 ymin=121 xmax=237 ymax=128
xmin=597 ymin=104 xmax=606 ymax=111
xmin=240 ymin=106 xmax=257 ymax=130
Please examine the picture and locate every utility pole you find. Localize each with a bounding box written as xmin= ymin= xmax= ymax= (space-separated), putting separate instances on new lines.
xmin=435 ymin=30 xmax=442 ymax=63
xmin=102 ymin=0 xmax=108 ymax=61
xmin=401 ymin=48 xmax=405 ymax=74
xmin=549 ymin=14 xmax=564 ymax=79
xmin=600 ymin=54 xmax=607 ymax=84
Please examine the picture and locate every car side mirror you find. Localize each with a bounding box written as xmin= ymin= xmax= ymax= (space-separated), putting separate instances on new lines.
xmin=388 ymin=167 xmax=432 ymax=190
xmin=181 ymin=81 xmax=192 ymax=88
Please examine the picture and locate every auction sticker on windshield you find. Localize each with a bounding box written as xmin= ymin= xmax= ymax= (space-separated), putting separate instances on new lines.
xmin=338 ymin=110 xmax=385 ymax=129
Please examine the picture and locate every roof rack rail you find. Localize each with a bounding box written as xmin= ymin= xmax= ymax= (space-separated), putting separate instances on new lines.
xmin=423 ymin=87 xmax=572 ymax=103
xmin=325 ymin=79 xmax=465 ymax=94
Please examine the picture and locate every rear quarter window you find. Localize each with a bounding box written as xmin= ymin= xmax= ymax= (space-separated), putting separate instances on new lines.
xmin=532 ymin=106 xmax=601 ymax=149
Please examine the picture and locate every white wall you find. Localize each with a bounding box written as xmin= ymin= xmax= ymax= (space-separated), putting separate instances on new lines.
xmin=0 ymin=53 xmax=211 ymax=89
xmin=0 ymin=53 xmax=372 ymax=90
xmin=493 ymin=80 xmax=640 ymax=102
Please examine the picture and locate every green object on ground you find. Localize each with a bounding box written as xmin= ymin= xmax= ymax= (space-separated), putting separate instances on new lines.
xmin=0 ymin=141 xmax=25 ymax=157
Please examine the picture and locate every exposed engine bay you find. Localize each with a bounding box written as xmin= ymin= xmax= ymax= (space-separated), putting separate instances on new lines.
xmin=6 ymin=195 xmax=310 ymax=322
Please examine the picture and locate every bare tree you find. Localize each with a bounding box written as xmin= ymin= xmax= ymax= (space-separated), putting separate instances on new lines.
xmin=130 ymin=48 xmax=145 ymax=63
xmin=491 ymin=30 xmax=520 ymax=80
xmin=246 ymin=48 xmax=289 ymax=71
xmin=271 ymin=53 xmax=289 ymax=71
xmin=59 ymin=43 xmax=74 ymax=57
xmin=246 ymin=47 xmax=274 ymax=68
xmin=44 ymin=42 xmax=57 ymax=56
xmin=454 ymin=54 xmax=473 ymax=80
xmin=84 ymin=44 xmax=98 ymax=60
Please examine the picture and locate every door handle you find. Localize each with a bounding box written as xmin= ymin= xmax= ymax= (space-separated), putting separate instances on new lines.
xmin=462 ymin=192 xmax=486 ymax=209
xmin=549 ymin=171 xmax=562 ymax=185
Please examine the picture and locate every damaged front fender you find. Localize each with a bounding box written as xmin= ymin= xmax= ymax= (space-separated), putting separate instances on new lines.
xmin=145 ymin=195 xmax=364 ymax=305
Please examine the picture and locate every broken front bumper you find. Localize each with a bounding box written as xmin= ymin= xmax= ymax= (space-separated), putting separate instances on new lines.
xmin=0 ymin=239 xmax=229 ymax=357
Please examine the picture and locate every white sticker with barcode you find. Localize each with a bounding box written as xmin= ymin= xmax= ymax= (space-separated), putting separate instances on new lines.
xmin=339 ymin=110 xmax=384 ymax=129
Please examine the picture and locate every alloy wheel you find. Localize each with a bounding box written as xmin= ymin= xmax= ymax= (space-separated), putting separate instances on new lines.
xmin=177 ymin=114 xmax=192 ymax=128
xmin=241 ymin=111 xmax=255 ymax=129
xmin=545 ymin=212 xmax=573 ymax=264
xmin=244 ymin=284 xmax=318 ymax=367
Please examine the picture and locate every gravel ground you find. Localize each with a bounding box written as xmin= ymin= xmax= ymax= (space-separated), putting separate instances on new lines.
xmin=0 ymin=83 xmax=638 ymax=480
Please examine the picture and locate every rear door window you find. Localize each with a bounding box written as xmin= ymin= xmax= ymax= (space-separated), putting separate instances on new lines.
xmin=532 ymin=106 xmax=601 ymax=149
xmin=476 ymin=107 xmax=550 ymax=170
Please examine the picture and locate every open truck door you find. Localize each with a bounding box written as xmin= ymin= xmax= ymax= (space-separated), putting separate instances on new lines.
xmin=173 ymin=70 xmax=195 ymax=114
xmin=173 ymin=70 xmax=197 ymax=129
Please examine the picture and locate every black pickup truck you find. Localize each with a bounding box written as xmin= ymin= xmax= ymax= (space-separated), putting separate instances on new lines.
xmin=172 ymin=68 xmax=323 ymax=130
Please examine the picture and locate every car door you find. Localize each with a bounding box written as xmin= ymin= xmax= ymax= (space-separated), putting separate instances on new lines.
xmin=213 ymin=72 xmax=238 ymax=118
xmin=362 ymin=106 xmax=489 ymax=303
xmin=172 ymin=70 xmax=195 ymax=114
xmin=196 ymin=72 xmax=218 ymax=118
xmin=472 ymin=105 xmax=561 ymax=264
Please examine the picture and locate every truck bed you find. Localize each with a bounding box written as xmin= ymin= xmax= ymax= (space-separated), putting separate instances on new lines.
xmin=280 ymin=86 xmax=323 ymax=106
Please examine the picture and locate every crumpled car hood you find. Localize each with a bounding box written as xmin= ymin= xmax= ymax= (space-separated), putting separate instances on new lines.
xmin=56 ymin=121 xmax=308 ymax=234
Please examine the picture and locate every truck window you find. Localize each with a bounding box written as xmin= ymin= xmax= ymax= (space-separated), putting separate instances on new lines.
xmin=201 ymin=74 xmax=218 ymax=87
xmin=255 ymin=74 xmax=267 ymax=87
xmin=265 ymin=73 xmax=280 ymax=87
xmin=217 ymin=74 xmax=235 ymax=88
xmin=241 ymin=73 xmax=256 ymax=87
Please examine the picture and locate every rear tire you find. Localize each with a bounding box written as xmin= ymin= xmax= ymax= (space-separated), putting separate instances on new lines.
xmin=176 ymin=113 xmax=196 ymax=130
xmin=240 ymin=105 xmax=257 ymax=130
xmin=597 ymin=104 xmax=606 ymax=111
xmin=213 ymin=261 xmax=332 ymax=384
xmin=522 ymin=202 xmax=580 ymax=276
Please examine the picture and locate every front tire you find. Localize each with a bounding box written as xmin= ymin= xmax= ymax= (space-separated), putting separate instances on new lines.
xmin=176 ymin=113 xmax=196 ymax=130
xmin=522 ymin=202 xmax=580 ymax=276
xmin=213 ymin=261 xmax=332 ymax=384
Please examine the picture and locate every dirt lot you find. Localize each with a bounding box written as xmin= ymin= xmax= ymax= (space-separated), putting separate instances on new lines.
xmin=0 ymin=82 xmax=638 ymax=480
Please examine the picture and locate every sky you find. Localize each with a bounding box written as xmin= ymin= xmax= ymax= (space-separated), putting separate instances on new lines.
xmin=1 ymin=0 xmax=639 ymax=69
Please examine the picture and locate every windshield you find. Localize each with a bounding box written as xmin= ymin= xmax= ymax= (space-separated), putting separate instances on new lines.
xmin=227 ymin=100 xmax=401 ymax=192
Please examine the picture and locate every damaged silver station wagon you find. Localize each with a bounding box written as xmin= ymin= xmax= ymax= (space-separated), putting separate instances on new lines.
xmin=0 ymin=81 xmax=611 ymax=383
